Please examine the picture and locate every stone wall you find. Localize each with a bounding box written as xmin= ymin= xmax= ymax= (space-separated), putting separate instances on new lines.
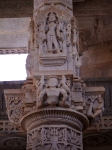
xmin=0 ymin=18 xmax=30 ymax=54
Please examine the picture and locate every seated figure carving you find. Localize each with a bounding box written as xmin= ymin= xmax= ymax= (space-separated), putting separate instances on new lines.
xmin=36 ymin=76 xmax=71 ymax=108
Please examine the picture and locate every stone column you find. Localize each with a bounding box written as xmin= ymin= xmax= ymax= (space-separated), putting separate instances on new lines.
xmin=4 ymin=0 xmax=105 ymax=150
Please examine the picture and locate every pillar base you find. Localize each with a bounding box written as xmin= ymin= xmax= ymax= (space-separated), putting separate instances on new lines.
xmin=20 ymin=108 xmax=89 ymax=150
xmin=28 ymin=125 xmax=82 ymax=150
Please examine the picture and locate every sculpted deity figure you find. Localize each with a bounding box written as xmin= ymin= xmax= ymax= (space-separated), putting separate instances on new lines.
xmin=72 ymin=20 xmax=79 ymax=54
xmin=66 ymin=22 xmax=72 ymax=48
xmin=86 ymin=95 xmax=104 ymax=118
xmin=72 ymin=17 xmax=80 ymax=76
xmin=46 ymin=12 xmax=60 ymax=53
xmin=37 ymin=20 xmax=47 ymax=54
xmin=37 ymin=76 xmax=71 ymax=108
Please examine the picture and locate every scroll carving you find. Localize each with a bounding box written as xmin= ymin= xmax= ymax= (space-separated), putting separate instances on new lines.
xmin=27 ymin=125 xmax=82 ymax=150
xmin=4 ymin=90 xmax=24 ymax=127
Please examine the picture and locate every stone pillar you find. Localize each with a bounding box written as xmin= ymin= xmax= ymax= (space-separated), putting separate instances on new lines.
xmin=4 ymin=0 xmax=105 ymax=150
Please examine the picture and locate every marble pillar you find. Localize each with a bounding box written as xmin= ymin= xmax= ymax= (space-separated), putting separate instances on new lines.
xmin=4 ymin=0 xmax=105 ymax=150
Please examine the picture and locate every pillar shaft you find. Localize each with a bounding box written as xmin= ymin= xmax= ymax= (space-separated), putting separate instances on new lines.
xmin=4 ymin=1 xmax=105 ymax=150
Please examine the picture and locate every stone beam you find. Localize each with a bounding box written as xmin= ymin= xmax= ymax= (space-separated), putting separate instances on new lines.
xmin=0 ymin=0 xmax=84 ymax=18
xmin=0 ymin=0 xmax=33 ymax=18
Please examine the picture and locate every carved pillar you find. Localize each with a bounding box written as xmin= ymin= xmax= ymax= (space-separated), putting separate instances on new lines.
xmin=4 ymin=0 xmax=105 ymax=150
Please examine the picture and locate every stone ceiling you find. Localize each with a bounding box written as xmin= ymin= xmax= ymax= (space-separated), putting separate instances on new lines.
xmin=0 ymin=0 xmax=85 ymax=18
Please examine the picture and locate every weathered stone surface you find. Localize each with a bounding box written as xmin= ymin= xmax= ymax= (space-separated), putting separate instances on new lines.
xmin=0 ymin=18 xmax=30 ymax=54
xmin=80 ymin=45 xmax=112 ymax=78
xmin=4 ymin=0 xmax=105 ymax=150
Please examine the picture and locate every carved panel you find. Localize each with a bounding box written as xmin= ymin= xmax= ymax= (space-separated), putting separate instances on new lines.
xmin=0 ymin=0 xmax=85 ymax=18
xmin=27 ymin=125 xmax=82 ymax=150
xmin=0 ymin=121 xmax=23 ymax=133
xmin=0 ymin=47 xmax=28 ymax=54
xmin=0 ymin=0 xmax=33 ymax=18
xmin=4 ymin=137 xmax=26 ymax=149
xmin=74 ymin=0 xmax=112 ymax=16
xmin=4 ymin=89 xmax=24 ymax=127
xmin=88 ymin=116 xmax=112 ymax=131
xmin=0 ymin=81 xmax=24 ymax=120
xmin=83 ymin=134 xmax=110 ymax=147
xmin=34 ymin=0 xmax=73 ymax=10
xmin=84 ymin=79 xmax=112 ymax=115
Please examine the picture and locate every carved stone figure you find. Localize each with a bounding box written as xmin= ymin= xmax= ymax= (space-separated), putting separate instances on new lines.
xmin=86 ymin=95 xmax=104 ymax=118
xmin=46 ymin=12 xmax=60 ymax=53
xmin=37 ymin=20 xmax=47 ymax=54
xmin=4 ymin=1 xmax=105 ymax=150
xmin=72 ymin=17 xmax=79 ymax=54
xmin=37 ymin=76 xmax=71 ymax=108
xmin=66 ymin=22 xmax=72 ymax=48
xmin=36 ymin=75 xmax=45 ymax=96
xmin=72 ymin=17 xmax=80 ymax=76
xmin=28 ymin=18 xmax=35 ymax=51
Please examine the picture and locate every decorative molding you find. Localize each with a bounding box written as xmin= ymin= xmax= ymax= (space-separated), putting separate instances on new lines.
xmin=4 ymin=137 xmax=26 ymax=149
xmin=1 ymin=0 xmax=112 ymax=18
xmin=0 ymin=120 xmax=23 ymax=132
xmin=0 ymin=47 xmax=28 ymax=54
xmin=83 ymin=134 xmax=110 ymax=147
xmin=88 ymin=116 xmax=112 ymax=131
xmin=0 ymin=0 xmax=85 ymax=18
xmin=4 ymin=89 xmax=24 ymax=127
xmin=74 ymin=0 xmax=112 ymax=16
xmin=27 ymin=125 xmax=82 ymax=150
xmin=0 ymin=0 xmax=33 ymax=18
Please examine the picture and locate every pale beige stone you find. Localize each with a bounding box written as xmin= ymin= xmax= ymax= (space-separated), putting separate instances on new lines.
xmin=4 ymin=0 xmax=105 ymax=150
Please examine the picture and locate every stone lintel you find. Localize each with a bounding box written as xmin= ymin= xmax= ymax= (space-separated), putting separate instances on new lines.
xmin=0 ymin=47 xmax=28 ymax=55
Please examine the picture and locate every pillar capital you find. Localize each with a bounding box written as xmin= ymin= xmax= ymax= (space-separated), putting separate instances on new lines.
xmin=34 ymin=0 xmax=73 ymax=11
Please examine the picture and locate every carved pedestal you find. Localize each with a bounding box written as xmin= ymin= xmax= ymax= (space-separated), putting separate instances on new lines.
xmin=28 ymin=125 xmax=82 ymax=150
xmin=20 ymin=108 xmax=88 ymax=150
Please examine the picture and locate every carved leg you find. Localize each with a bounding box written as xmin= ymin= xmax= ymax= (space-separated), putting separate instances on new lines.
xmin=87 ymin=103 xmax=94 ymax=118
xmin=27 ymin=125 xmax=83 ymax=150
xmin=53 ymin=37 xmax=60 ymax=53
xmin=93 ymin=109 xmax=102 ymax=118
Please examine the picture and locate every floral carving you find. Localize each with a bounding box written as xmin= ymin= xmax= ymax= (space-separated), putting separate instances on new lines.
xmin=4 ymin=90 xmax=24 ymax=126
xmin=27 ymin=125 xmax=82 ymax=150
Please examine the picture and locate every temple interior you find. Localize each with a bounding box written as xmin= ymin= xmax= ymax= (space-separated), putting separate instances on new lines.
xmin=0 ymin=0 xmax=112 ymax=150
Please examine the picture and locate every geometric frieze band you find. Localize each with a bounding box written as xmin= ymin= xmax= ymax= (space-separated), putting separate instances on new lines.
xmin=0 ymin=47 xmax=28 ymax=54
xmin=0 ymin=121 xmax=23 ymax=133
xmin=88 ymin=116 xmax=112 ymax=131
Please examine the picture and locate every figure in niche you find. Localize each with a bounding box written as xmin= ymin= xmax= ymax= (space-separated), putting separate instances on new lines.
xmin=66 ymin=22 xmax=72 ymax=48
xmin=37 ymin=20 xmax=47 ymax=54
xmin=37 ymin=76 xmax=71 ymax=108
xmin=72 ymin=17 xmax=80 ymax=76
xmin=86 ymin=95 xmax=104 ymax=118
xmin=46 ymin=12 xmax=60 ymax=53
